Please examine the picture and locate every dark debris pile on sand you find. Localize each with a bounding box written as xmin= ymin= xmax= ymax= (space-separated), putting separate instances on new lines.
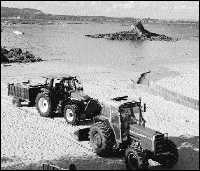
xmin=1 ymin=46 xmax=44 ymax=64
xmin=85 ymin=21 xmax=178 ymax=41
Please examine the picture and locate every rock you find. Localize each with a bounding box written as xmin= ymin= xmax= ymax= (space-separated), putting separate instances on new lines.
xmin=1 ymin=47 xmax=9 ymax=63
xmin=1 ymin=54 xmax=9 ymax=63
xmin=1 ymin=46 xmax=9 ymax=54
xmin=10 ymin=48 xmax=22 ymax=55
xmin=137 ymin=71 xmax=151 ymax=84
xmin=85 ymin=21 xmax=177 ymax=42
xmin=1 ymin=46 xmax=44 ymax=64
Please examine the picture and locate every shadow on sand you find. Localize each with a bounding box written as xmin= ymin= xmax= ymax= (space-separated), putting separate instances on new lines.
xmin=170 ymin=135 xmax=199 ymax=170
xmin=1 ymin=134 xmax=198 ymax=170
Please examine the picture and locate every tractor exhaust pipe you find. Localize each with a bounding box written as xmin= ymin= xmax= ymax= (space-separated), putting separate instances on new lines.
xmin=143 ymin=103 xmax=146 ymax=112
xmin=139 ymin=97 xmax=146 ymax=112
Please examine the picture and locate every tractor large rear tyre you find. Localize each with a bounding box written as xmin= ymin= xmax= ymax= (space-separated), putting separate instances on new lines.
xmin=155 ymin=139 xmax=178 ymax=168
xmin=63 ymin=104 xmax=79 ymax=125
xmin=89 ymin=121 xmax=115 ymax=156
xmin=35 ymin=93 xmax=52 ymax=117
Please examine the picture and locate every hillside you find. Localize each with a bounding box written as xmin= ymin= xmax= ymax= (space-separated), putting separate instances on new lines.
xmin=1 ymin=6 xmax=198 ymax=24
xmin=1 ymin=7 xmax=43 ymax=18
xmin=1 ymin=6 xmax=128 ymax=22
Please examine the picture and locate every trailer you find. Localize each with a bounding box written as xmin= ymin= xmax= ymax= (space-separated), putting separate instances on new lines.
xmin=8 ymin=81 xmax=45 ymax=107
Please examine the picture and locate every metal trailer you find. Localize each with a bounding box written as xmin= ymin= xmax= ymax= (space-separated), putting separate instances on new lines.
xmin=8 ymin=82 xmax=44 ymax=106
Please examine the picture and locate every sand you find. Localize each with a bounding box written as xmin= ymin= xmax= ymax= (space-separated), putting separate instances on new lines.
xmin=1 ymin=61 xmax=199 ymax=170
xmin=155 ymin=63 xmax=199 ymax=99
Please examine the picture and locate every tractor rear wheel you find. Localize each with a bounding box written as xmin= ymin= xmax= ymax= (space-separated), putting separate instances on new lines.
xmin=35 ymin=93 xmax=52 ymax=117
xmin=63 ymin=104 xmax=79 ymax=125
xmin=89 ymin=121 xmax=115 ymax=156
xmin=125 ymin=144 xmax=148 ymax=170
xmin=156 ymin=139 xmax=178 ymax=168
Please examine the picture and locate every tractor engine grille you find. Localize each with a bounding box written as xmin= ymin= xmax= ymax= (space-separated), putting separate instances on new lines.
xmin=154 ymin=134 xmax=164 ymax=154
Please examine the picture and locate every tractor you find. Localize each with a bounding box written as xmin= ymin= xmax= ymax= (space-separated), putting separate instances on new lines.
xmin=8 ymin=74 xmax=101 ymax=124
xmin=75 ymin=96 xmax=178 ymax=170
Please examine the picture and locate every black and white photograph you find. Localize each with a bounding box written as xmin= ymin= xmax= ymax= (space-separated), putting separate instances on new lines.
xmin=1 ymin=1 xmax=199 ymax=170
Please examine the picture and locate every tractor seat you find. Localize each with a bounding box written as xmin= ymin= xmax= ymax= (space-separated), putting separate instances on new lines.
xmin=54 ymin=83 xmax=61 ymax=91
xmin=55 ymin=83 xmax=60 ymax=87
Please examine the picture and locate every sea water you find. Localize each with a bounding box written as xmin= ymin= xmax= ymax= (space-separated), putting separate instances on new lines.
xmin=1 ymin=22 xmax=199 ymax=72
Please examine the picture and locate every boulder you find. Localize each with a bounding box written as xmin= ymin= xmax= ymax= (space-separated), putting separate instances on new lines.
xmin=1 ymin=46 xmax=44 ymax=64
xmin=9 ymin=48 xmax=22 ymax=55
xmin=85 ymin=21 xmax=176 ymax=42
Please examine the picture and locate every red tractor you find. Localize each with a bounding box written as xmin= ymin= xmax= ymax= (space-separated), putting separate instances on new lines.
xmin=76 ymin=96 xmax=178 ymax=170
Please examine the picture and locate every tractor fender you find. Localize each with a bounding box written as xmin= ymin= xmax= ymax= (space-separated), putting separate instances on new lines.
xmin=70 ymin=99 xmax=84 ymax=106
xmin=94 ymin=117 xmax=117 ymax=138
xmin=34 ymin=88 xmax=49 ymax=102
xmin=40 ymin=88 xmax=49 ymax=94
xmin=84 ymin=99 xmax=102 ymax=117
xmin=68 ymin=99 xmax=85 ymax=112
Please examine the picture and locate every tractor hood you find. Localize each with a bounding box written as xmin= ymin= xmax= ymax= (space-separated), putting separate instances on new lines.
xmin=129 ymin=124 xmax=161 ymax=140
xmin=71 ymin=90 xmax=91 ymax=101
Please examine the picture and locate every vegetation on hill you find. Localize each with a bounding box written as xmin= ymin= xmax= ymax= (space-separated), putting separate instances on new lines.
xmin=1 ymin=7 xmax=43 ymax=18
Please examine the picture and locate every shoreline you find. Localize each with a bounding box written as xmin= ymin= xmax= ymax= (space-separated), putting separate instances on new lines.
xmin=1 ymin=60 xmax=198 ymax=103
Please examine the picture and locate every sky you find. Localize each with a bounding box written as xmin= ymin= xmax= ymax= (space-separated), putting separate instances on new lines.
xmin=1 ymin=1 xmax=199 ymax=20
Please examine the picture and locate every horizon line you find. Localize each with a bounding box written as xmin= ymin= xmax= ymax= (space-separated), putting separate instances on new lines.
xmin=1 ymin=5 xmax=199 ymax=22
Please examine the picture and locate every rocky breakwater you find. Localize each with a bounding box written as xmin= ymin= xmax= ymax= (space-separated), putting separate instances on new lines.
xmin=85 ymin=21 xmax=178 ymax=41
xmin=1 ymin=47 xmax=44 ymax=64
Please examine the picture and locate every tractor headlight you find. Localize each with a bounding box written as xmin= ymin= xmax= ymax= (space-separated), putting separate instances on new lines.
xmin=164 ymin=133 xmax=168 ymax=139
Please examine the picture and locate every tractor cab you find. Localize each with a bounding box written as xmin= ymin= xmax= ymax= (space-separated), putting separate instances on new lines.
xmin=41 ymin=74 xmax=83 ymax=92
xmin=96 ymin=96 xmax=146 ymax=145
xmin=118 ymin=97 xmax=146 ymax=127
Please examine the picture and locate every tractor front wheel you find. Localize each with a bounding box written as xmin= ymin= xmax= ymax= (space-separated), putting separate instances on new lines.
xmin=63 ymin=104 xmax=79 ymax=125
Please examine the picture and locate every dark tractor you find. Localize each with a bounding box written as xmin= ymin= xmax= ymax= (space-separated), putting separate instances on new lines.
xmin=76 ymin=96 xmax=178 ymax=170
xmin=8 ymin=74 xmax=101 ymax=124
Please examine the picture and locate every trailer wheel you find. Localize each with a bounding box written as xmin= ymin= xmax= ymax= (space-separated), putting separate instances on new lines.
xmin=35 ymin=93 xmax=52 ymax=117
xmin=125 ymin=146 xmax=148 ymax=170
xmin=12 ymin=97 xmax=22 ymax=107
xmin=89 ymin=121 xmax=115 ymax=156
xmin=63 ymin=104 xmax=79 ymax=125
xmin=156 ymin=139 xmax=178 ymax=168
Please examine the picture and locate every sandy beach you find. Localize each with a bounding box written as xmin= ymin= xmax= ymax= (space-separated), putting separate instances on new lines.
xmin=1 ymin=60 xmax=199 ymax=170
